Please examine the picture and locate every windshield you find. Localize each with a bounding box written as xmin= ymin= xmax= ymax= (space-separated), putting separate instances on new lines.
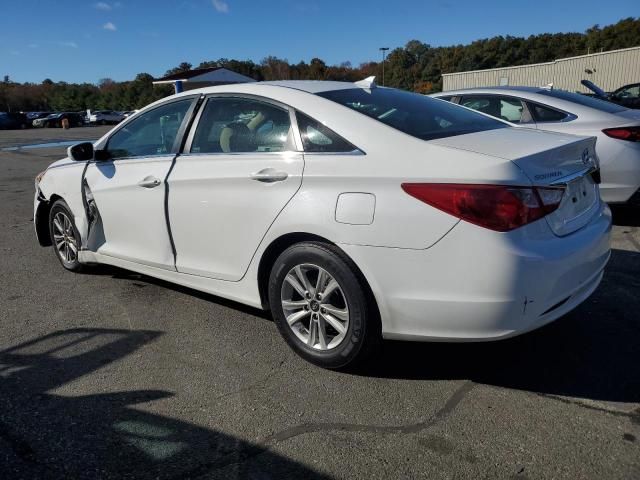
xmin=538 ymin=89 xmax=626 ymax=113
xmin=317 ymin=87 xmax=508 ymax=141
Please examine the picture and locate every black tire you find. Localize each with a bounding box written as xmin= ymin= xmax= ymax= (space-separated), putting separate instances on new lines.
xmin=48 ymin=199 xmax=83 ymax=272
xmin=268 ymin=241 xmax=380 ymax=370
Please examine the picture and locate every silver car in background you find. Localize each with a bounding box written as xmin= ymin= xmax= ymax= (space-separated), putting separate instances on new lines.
xmin=432 ymin=87 xmax=640 ymax=203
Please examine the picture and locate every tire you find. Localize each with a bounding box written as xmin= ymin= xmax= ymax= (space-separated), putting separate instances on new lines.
xmin=268 ymin=241 xmax=380 ymax=369
xmin=49 ymin=199 xmax=83 ymax=272
xmin=100 ymin=120 xmax=106 ymax=126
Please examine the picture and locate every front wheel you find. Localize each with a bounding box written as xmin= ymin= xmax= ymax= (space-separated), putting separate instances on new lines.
xmin=49 ymin=200 xmax=83 ymax=272
xmin=268 ymin=242 xmax=380 ymax=369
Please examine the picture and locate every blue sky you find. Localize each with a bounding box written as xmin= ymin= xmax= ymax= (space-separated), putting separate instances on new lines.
xmin=1 ymin=1 xmax=637 ymax=84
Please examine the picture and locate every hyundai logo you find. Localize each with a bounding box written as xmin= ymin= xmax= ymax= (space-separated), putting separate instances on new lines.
xmin=582 ymin=148 xmax=591 ymax=166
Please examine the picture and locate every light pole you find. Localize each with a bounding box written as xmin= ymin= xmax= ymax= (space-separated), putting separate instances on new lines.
xmin=379 ymin=47 xmax=389 ymax=86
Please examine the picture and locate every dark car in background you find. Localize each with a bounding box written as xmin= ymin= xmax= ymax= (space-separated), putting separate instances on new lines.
xmin=609 ymin=83 xmax=640 ymax=109
xmin=582 ymin=80 xmax=640 ymax=109
xmin=0 ymin=112 xmax=31 ymax=129
xmin=32 ymin=112 xmax=84 ymax=128
xmin=27 ymin=112 xmax=54 ymax=123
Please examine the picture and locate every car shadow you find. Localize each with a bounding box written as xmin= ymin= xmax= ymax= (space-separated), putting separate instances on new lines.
xmin=360 ymin=248 xmax=640 ymax=405
xmin=81 ymin=265 xmax=271 ymax=320
xmin=74 ymin=249 xmax=639 ymax=406
xmin=0 ymin=328 xmax=328 ymax=479
xmin=611 ymin=203 xmax=640 ymax=227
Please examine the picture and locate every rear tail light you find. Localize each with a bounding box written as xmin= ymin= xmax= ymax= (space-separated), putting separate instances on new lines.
xmin=602 ymin=126 xmax=640 ymax=142
xmin=401 ymin=183 xmax=565 ymax=232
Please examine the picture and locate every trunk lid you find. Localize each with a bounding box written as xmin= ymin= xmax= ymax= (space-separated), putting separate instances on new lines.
xmin=614 ymin=108 xmax=640 ymax=124
xmin=431 ymin=128 xmax=601 ymax=236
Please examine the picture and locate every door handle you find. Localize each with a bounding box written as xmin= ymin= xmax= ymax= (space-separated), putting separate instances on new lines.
xmin=250 ymin=168 xmax=288 ymax=183
xmin=137 ymin=176 xmax=162 ymax=188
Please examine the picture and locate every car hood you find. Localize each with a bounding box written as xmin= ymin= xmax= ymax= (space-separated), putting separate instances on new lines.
xmin=47 ymin=157 xmax=74 ymax=169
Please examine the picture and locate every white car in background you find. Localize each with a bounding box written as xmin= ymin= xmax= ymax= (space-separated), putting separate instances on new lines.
xmin=88 ymin=110 xmax=125 ymax=125
xmin=431 ymin=87 xmax=640 ymax=204
xmin=34 ymin=81 xmax=611 ymax=369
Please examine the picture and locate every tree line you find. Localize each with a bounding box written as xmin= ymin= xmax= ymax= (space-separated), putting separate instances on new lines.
xmin=2 ymin=17 xmax=638 ymax=112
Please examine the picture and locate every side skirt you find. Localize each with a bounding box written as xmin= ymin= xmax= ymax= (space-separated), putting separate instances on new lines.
xmin=78 ymin=250 xmax=265 ymax=310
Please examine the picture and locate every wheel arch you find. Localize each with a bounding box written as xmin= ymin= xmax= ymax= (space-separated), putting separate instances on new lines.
xmin=256 ymin=232 xmax=381 ymax=332
xmin=35 ymin=193 xmax=63 ymax=246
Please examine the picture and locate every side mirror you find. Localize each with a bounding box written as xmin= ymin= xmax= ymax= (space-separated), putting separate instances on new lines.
xmin=67 ymin=142 xmax=94 ymax=161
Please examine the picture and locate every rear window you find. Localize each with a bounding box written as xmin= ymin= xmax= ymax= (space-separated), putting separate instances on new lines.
xmin=537 ymin=89 xmax=626 ymax=113
xmin=317 ymin=88 xmax=507 ymax=141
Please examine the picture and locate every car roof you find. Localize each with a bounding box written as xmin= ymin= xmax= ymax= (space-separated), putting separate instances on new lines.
xmin=185 ymin=80 xmax=360 ymax=96
xmin=258 ymin=80 xmax=358 ymax=94
xmin=434 ymin=86 xmax=545 ymax=96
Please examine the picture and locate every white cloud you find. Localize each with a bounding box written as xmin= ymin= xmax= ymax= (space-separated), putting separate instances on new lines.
xmin=28 ymin=43 xmax=39 ymax=49
xmin=103 ymin=22 xmax=117 ymax=31
xmin=95 ymin=2 xmax=112 ymax=10
xmin=10 ymin=50 xmax=20 ymax=56
xmin=212 ymin=0 xmax=229 ymax=13
xmin=59 ymin=41 xmax=79 ymax=48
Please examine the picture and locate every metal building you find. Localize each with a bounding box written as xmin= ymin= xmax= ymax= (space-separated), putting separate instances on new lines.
xmin=442 ymin=46 xmax=640 ymax=93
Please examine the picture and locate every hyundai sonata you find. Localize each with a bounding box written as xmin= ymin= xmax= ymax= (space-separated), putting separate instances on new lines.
xmin=34 ymin=79 xmax=611 ymax=368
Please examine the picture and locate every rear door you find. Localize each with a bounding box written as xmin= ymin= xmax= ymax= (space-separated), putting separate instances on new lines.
xmin=167 ymin=95 xmax=304 ymax=281
xmin=84 ymin=97 xmax=197 ymax=269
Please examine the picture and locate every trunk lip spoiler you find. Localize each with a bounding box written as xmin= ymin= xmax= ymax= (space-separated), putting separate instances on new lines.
xmin=549 ymin=166 xmax=600 ymax=186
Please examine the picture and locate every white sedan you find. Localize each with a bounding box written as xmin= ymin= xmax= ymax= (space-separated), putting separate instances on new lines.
xmin=431 ymin=87 xmax=640 ymax=204
xmin=34 ymin=80 xmax=611 ymax=369
xmin=88 ymin=110 xmax=125 ymax=125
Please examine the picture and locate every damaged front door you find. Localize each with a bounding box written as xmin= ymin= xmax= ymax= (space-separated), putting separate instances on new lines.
xmin=83 ymin=97 xmax=197 ymax=270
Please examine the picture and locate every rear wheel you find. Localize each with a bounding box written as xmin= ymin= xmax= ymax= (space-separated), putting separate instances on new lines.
xmin=49 ymin=200 xmax=83 ymax=272
xmin=268 ymin=242 xmax=380 ymax=369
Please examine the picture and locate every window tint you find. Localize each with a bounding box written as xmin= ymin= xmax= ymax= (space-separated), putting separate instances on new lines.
xmin=460 ymin=96 xmax=527 ymax=123
xmin=437 ymin=95 xmax=453 ymax=102
xmin=317 ymin=88 xmax=507 ymax=141
xmin=295 ymin=111 xmax=357 ymax=153
xmin=616 ymin=85 xmax=640 ymax=99
xmin=537 ymin=89 xmax=626 ymax=113
xmin=191 ymin=97 xmax=294 ymax=154
xmin=528 ymin=103 xmax=569 ymax=122
xmin=107 ymin=99 xmax=192 ymax=159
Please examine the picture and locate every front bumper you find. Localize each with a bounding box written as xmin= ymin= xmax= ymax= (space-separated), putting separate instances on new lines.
xmin=341 ymin=203 xmax=612 ymax=342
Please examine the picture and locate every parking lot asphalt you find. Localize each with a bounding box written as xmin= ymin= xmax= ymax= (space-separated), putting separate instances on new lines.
xmin=0 ymin=128 xmax=638 ymax=479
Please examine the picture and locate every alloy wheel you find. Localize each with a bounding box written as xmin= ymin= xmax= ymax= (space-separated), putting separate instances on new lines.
xmin=280 ymin=263 xmax=350 ymax=351
xmin=52 ymin=211 xmax=78 ymax=264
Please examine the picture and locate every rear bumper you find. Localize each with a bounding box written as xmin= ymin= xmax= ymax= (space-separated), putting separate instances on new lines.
xmin=341 ymin=203 xmax=612 ymax=342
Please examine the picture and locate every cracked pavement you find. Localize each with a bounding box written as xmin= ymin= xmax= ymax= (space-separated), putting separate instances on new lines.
xmin=1 ymin=129 xmax=639 ymax=479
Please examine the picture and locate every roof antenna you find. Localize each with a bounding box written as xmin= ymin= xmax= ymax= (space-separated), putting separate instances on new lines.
xmin=355 ymin=76 xmax=377 ymax=90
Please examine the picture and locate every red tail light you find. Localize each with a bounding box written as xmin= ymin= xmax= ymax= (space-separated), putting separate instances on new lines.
xmin=602 ymin=126 xmax=640 ymax=142
xmin=401 ymin=183 xmax=565 ymax=232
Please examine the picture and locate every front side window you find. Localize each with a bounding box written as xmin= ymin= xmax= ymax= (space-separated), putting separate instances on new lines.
xmin=528 ymin=103 xmax=569 ymax=123
xmin=295 ymin=111 xmax=358 ymax=153
xmin=106 ymin=99 xmax=193 ymax=159
xmin=191 ymin=97 xmax=295 ymax=154
xmin=616 ymin=85 xmax=640 ymax=99
xmin=460 ymin=95 xmax=528 ymax=123
xmin=317 ymin=88 xmax=507 ymax=141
